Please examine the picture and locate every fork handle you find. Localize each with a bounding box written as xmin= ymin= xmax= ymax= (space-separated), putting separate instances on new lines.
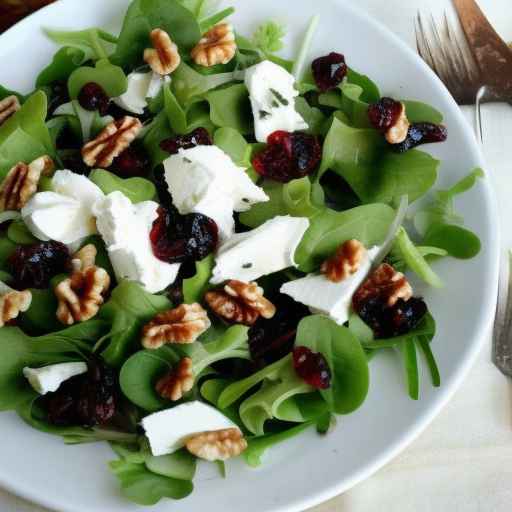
xmin=452 ymin=0 xmax=512 ymax=87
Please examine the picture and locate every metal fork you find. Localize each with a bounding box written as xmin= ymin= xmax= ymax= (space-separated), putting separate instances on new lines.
xmin=415 ymin=0 xmax=512 ymax=377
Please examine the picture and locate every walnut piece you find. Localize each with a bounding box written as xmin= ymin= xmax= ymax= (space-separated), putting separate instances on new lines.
xmin=0 ymin=95 xmax=20 ymax=126
xmin=385 ymin=102 xmax=410 ymax=144
xmin=155 ymin=357 xmax=194 ymax=402
xmin=186 ymin=428 xmax=247 ymax=461
xmin=321 ymin=239 xmax=366 ymax=283
xmin=142 ymin=303 xmax=211 ymax=349
xmin=191 ymin=23 xmax=237 ymax=67
xmin=71 ymin=244 xmax=97 ymax=272
xmin=82 ymin=116 xmax=142 ymax=168
xmin=55 ymin=266 xmax=111 ymax=325
xmin=144 ymin=28 xmax=181 ymax=75
xmin=205 ymin=280 xmax=276 ymax=326
xmin=354 ymin=263 xmax=413 ymax=308
xmin=0 ymin=155 xmax=55 ymax=211
xmin=0 ymin=283 xmax=31 ymax=327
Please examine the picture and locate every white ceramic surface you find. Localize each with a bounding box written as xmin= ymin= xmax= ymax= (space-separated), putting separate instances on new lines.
xmin=0 ymin=1 xmax=499 ymax=511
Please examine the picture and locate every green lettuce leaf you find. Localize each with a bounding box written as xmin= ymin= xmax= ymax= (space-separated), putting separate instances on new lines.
xmin=68 ymin=59 xmax=127 ymax=99
xmin=45 ymin=28 xmax=117 ymax=61
xmin=89 ymin=169 xmax=156 ymax=203
xmin=213 ymin=127 xmax=251 ymax=167
xmin=182 ymin=254 xmax=214 ymax=304
xmin=36 ymin=47 xmax=86 ymax=87
xmin=206 ymin=83 xmax=253 ymax=134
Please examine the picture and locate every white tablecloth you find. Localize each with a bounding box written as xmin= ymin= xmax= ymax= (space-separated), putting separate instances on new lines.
xmin=2 ymin=0 xmax=511 ymax=510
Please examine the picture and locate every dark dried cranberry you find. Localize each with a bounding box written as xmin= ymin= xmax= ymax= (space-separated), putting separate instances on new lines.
xmin=160 ymin=128 xmax=212 ymax=155
xmin=368 ymin=97 xmax=403 ymax=133
xmin=153 ymin=165 xmax=173 ymax=207
xmin=106 ymin=101 xmax=152 ymax=123
xmin=78 ymin=82 xmax=110 ymax=116
xmin=47 ymin=80 xmax=70 ymax=116
xmin=249 ymin=294 xmax=310 ymax=367
xmin=45 ymin=376 xmax=82 ymax=426
xmin=9 ymin=241 xmax=71 ymax=290
xmin=392 ymin=123 xmax=448 ymax=153
xmin=312 ymin=52 xmax=348 ymax=92
xmin=252 ymin=131 xmax=321 ymax=183
xmin=150 ymin=207 xmax=218 ymax=264
xmin=355 ymin=296 xmax=428 ymax=339
xmin=60 ymin=150 xmax=91 ymax=176
xmin=293 ymin=346 xmax=332 ymax=389
xmin=111 ymin=145 xmax=150 ymax=178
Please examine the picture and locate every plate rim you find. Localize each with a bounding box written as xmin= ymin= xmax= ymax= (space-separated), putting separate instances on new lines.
xmin=0 ymin=0 xmax=500 ymax=511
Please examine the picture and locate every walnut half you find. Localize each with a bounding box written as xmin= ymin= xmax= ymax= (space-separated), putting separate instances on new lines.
xmin=321 ymin=239 xmax=366 ymax=283
xmin=186 ymin=428 xmax=247 ymax=461
xmin=0 ymin=95 xmax=20 ymax=127
xmin=191 ymin=23 xmax=237 ymax=67
xmin=144 ymin=28 xmax=181 ymax=75
xmin=71 ymin=244 xmax=97 ymax=272
xmin=0 ymin=282 xmax=32 ymax=327
xmin=0 ymin=155 xmax=54 ymax=211
xmin=205 ymin=280 xmax=276 ymax=326
xmin=55 ymin=266 xmax=111 ymax=325
xmin=82 ymin=116 xmax=142 ymax=168
xmin=142 ymin=303 xmax=211 ymax=349
xmin=155 ymin=357 xmax=194 ymax=402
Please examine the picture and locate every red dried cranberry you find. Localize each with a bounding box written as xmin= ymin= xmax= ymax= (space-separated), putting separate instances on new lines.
xmin=160 ymin=128 xmax=212 ymax=155
xmin=354 ymin=296 xmax=428 ymax=339
xmin=392 ymin=123 xmax=448 ymax=153
xmin=9 ymin=241 xmax=71 ymax=290
xmin=249 ymin=294 xmax=310 ymax=367
xmin=312 ymin=52 xmax=348 ymax=92
xmin=153 ymin=164 xmax=173 ymax=207
xmin=293 ymin=346 xmax=332 ymax=390
xmin=77 ymin=82 xmax=110 ymax=116
xmin=368 ymin=97 xmax=403 ymax=133
xmin=111 ymin=145 xmax=150 ymax=178
xmin=252 ymin=131 xmax=321 ymax=183
xmin=150 ymin=206 xmax=219 ymax=264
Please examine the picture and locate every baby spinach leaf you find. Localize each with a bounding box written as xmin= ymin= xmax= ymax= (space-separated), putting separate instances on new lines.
xmin=143 ymin=110 xmax=173 ymax=169
xmin=186 ymin=101 xmax=216 ymax=133
xmin=18 ymin=288 xmax=60 ymax=336
xmin=417 ymin=335 xmax=441 ymax=387
xmin=99 ymin=281 xmax=172 ymax=368
xmin=423 ymin=224 xmax=481 ymax=260
xmin=401 ymin=339 xmax=419 ymax=400
xmin=68 ymin=59 xmax=127 ymax=99
xmin=164 ymin=86 xmax=188 ymax=134
xmin=145 ymin=449 xmax=197 ymax=480
xmin=109 ymin=459 xmax=193 ymax=505
xmin=295 ymin=203 xmax=395 ymax=272
xmin=45 ymin=28 xmax=117 ymax=61
xmin=36 ymin=47 xmax=86 ymax=88
xmin=319 ymin=83 xmax=371 ymax=128
xmin=296 ymin=315 xmax=369 ymax=414
xmin=213 ymin=127 xmax=251 ymax=167
xmin=200 ymin=378 xmax=242 ymax=426
xmin=346 ymin=68 xmax=380 ymax=104
xmin=7 ymin=220 xmax=37 ymax=245
xmin=402 ymin=100 xmax=444 ymax=124
xmin=89 ymin=169 xmax=156 ymax=203
xmin=0 ymin=129 xmax=47 ymax=180
xmin=206 ymin=84 xmax=253 ymax=134
xmin=113 ymin=0 xmax=201 ymax=69
xmin=294 ymin=97 xmax=327 ymax=136
xmin=0 ymin=236 xmax=15 ymax=271
xmin=0 ymin=85 xmax=23 ymax=102
xmin=182 ymin=254 xmax=214 ymax=304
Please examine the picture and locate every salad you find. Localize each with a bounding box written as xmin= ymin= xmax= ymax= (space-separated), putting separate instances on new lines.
xmin=0 ymin=0 xmax=483 ymax=506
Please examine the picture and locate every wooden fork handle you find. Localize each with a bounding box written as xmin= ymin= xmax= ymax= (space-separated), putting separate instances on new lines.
xmin=453 ymin=0 xmax=512 ymax=90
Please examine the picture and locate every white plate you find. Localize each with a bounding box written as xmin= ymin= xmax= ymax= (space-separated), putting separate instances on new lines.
xmin=0 ymin=0 xmax=499 ymax=511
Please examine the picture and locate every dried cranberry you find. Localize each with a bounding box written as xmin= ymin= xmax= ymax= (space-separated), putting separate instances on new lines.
xmin=160 ymin=128 xmax=212 ymax=155
xmin=106 ymin=101 xmax=152 ymax=123
xmin=293 ymin=346 xmax=332 ymax=389
xmin=252 ymin=131 xmax=321 ymax=183
xmin=312 ymin=52 xmax=348 ymax=92
xmin=153 ymin=165 xmax=173 ymax=207
xmin=392 ymin=123 xmax=448 ymax=153
xmin=111 ymin=145 xmax=150 ymax=178
xmin=45 ymin=358 xmax=117 ymax=427
xmin=368 ymin=97 xmax=403 ymax=133
xmin=249 ymin=294 xmax=310 ymax=367
xmin=9 ymin=241 xmax=71 ymax=290
xmin=77 ymin=82 xmax=110 ymax=116
xmin=150 ymin=207 xmax=218 ymax=264
xmin=355 ymin=296 xmax=428 ymax=339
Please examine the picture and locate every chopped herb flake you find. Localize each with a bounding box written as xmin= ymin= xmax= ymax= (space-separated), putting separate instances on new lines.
xmin=270 ymin=88 xmax=289 ymax=106
xmin=259 ymin=110 xmax=271 ymax=119
xmin=242 ymin=263 xmax=253 ymax=269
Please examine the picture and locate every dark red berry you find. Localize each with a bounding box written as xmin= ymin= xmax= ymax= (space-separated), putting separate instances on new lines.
xmin=312 ymin=52 xmax=348 ymax=92
xmin=392 ymin=123 xmax=448 ymax=153
xmin=150 ymin=206 xmax=218 ymax=264
xmin=252 ymin=131 xmax=321 ymax=183
xmin=293 ymin=346 xmax=332 ymax=390
xmin=9 ymin=241 xmax=70 ymax=290
xmin=160 ymin=128 xmax=212 ymax=155
xmin=153 ymin=164 xmax=173 ymax=207
xmin=111 ymin=145 xmax=150 ymax=178
xmin=78 ymin=82 xmax=110 ymax=116
xmin=368 ymin=97 xmax=403 ymax=133
xmin=249 ymin=294 xmax=310 ymax=367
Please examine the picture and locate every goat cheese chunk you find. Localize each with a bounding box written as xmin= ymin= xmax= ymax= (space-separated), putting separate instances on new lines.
xmin=245 ymin=60 xmax=308 ymax=143
xmin=113 ymin=71 xmax=169 ymax=114
xmin=210 ymin=216 xmax=310 ymax=284
xmin=280 ymin=247 xmax=380 ymax=325
xmin=163 ymin=145 xmax=269 ymax=240
xmin=23 ymin=362 xmax=88 ymax=395
xmin=142 ymin=401 xmax=239 ymax=456
xmin=22 ymin=170 xmax=104 ymax=245
xmin=93 ymin=191 xmax=180 ymax=293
